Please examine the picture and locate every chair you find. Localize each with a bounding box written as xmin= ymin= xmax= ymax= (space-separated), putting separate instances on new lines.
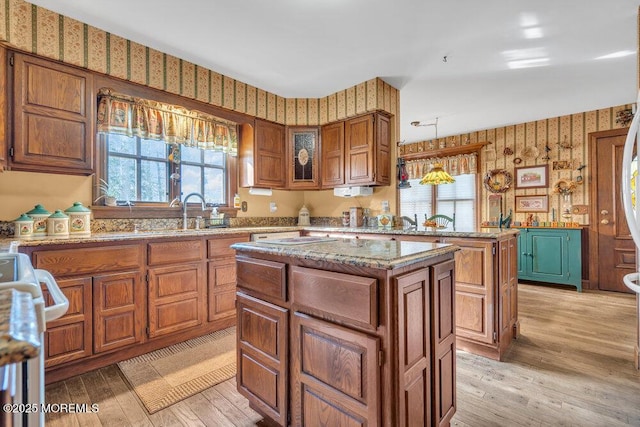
xmin=425 ymin=213 xmax=456 ymax=230
xmin=400 ymin=214 xmax=418 ymax=230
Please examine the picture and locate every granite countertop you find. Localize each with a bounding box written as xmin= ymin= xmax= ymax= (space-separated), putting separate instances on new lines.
xmin=0 ymin=289 xmax=40 ymax=367
xmin=0 ymin=225 xmax=520 ymax=250
xmin=231 ymin=236 xmax=459 ymax=270
xmin=302 ymin=226 xmax=520 ymax=239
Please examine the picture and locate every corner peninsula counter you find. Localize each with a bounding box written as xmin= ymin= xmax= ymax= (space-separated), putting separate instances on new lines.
xmin=231 ymin=237 xmax=459 ymax=427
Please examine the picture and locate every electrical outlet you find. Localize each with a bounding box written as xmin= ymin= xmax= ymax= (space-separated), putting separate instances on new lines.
xmin=269 ymin=202 xmax=277 ymax=213
xmin=241 ymin=201 xmax=248 ymax=212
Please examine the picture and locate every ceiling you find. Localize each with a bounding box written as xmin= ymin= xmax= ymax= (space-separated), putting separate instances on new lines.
xmin=27 ymin=0 xmax=638 ymax=144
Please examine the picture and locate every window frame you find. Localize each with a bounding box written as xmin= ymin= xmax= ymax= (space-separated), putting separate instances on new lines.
xmin=91 ymin=76 xmax=244 ymax=219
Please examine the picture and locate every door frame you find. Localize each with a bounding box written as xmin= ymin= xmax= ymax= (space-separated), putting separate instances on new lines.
xmin=588 ymin=127 xmax=630 ymax=290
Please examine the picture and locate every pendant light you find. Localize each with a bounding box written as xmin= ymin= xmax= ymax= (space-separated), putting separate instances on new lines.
xmin=419 ymin=163 xmax=455 ymax=185
xmin=409 ymin=117 xmax=455 ymax=184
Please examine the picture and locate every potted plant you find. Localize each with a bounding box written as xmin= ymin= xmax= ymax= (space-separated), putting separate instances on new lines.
xmin=94 ymin=178 xmax=117 ymax=206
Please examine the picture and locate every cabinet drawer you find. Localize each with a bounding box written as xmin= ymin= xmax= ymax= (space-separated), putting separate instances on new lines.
xmin=33 ymin=244 xmax=144 ymax=276
xmin=236 ymin=257 xmax=286 ymax=303
xmin=208 ymin=235 xmax=249 ymax=259
xmin=291 ymin=266 xmax=377 ymax=331
xmin=148 ymin=239 xmax=204 ymax=265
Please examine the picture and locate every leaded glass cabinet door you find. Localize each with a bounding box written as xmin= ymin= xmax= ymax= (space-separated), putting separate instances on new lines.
xmin=287 ymin=127 xmax=320 ymax=189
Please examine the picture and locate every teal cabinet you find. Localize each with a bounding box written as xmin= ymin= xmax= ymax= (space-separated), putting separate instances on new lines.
xmin=517 ymin=228 xmax=582 ymax=291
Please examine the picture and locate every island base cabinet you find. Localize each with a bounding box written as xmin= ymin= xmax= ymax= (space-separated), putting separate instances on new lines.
xmin=236 ymin=293 xmax=288 ymax=426
xmin=291 ymin=312 xmax=380 ymax=427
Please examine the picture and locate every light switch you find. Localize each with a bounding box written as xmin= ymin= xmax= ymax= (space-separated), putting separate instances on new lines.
xmin=270 ymin=202 xmax=277 ymax=213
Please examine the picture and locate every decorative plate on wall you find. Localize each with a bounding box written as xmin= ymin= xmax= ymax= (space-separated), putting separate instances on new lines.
xmin=522 ymin=146 xmax=539 ymax=159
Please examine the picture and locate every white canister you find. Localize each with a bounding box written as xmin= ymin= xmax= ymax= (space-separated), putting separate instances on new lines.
xmin=298 ymin=205 xmax=310 ymax=226
xmin=13 ymin=214 xmax=34 ymax=239
xmin=26 ymin=204 xmax=51 ymax=237
xmin=47 ymin=210 xmax=70 ymax=238
xmin=65 ymin=202 xmax=91 ymax=236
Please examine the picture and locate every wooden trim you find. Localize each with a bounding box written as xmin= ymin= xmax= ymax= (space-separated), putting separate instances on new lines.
xmin=587 ymin=127 xmax=629 ymax=290
xmin=399 ymin=141 xmax=490 ymax=161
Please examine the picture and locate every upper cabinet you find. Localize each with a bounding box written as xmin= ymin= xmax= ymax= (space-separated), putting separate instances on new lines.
xmin=239 ymin=118 xmax=286 ymax=189
xmin=287 ymin=127 xmax=320 ymax=190
xmin=10 ymin=52 xmax=94 ymax=175
xmin=321 ymin=111 xmax=391 ymax=189
xmin=320 ymin=121 xmax=345 ymax=188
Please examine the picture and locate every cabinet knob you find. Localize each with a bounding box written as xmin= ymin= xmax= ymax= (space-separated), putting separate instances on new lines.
xmin=600 ymin=219 xmax=609 ymax=225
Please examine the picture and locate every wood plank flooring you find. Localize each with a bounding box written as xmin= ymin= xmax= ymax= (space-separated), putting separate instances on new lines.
xmin=45 ymin=283 xmax=640 ymax=426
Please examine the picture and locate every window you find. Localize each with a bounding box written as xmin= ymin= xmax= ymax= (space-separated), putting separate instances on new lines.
xmin=399 ymin=173 xmax=477 ymax=231
xmin=103 ymin=135 xmax=229 ymax=206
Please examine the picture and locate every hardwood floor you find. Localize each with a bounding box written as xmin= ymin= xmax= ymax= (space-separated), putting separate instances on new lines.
xmin=45 ymin=283 xmax=640 ymax=426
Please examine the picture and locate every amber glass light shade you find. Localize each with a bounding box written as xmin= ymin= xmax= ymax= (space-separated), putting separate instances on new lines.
xmin=419 ymin=163 xmax=455 ymax=185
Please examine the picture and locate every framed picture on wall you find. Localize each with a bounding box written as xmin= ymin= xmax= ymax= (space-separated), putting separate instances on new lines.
xmin=515 ymin=195 xmax=549 ymax=212
xmin=514 ymin=164 xmax=548 ymax=189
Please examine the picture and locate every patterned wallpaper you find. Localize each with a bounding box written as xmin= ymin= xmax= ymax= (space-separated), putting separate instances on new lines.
xmin=0 ymin=0 xmax=400 ymax=130
xmin=399 ymin=106 xmax=633 ymax=225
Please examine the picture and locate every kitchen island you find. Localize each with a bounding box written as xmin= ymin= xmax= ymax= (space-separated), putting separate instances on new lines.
xmin=303 ymin=227 xmax=521 ymax=361
xmin=231 ymin=236 xmax=459 ymax=427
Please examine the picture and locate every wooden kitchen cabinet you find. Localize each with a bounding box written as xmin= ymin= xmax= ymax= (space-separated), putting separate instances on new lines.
xmin=31 ymin=244 xmax=146 ymax=356
xmin=236 ymin=292 xmax=289 ymax=426
xmin=234 ymin=242 xmax=457 ymax=426
xmin=344 ymin=112 xmax=391 ymax=186
xmin=207 ymin=235 xmax=249 ymax=322
xmin=10 ymin=51 xmax=94 ymax=175
xmin=321 ymin=121 xmax=345 ymax=188
xmin=240 ymin=118 xmax=286 ymax=189
xmin=93 ymin=271 xmax=145 ymax=353
xmin=41 ymin=277 xmax=92 ymax=367
xmin=287 ymin=127 xmax=320 ymax=189
xmin=147 ymin=239 xmax=206 ymax=337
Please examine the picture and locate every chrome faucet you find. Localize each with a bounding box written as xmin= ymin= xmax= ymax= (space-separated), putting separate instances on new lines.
xmin=182 ymin=192 xmax=206 ymax=230
xmin=400 ymin=214 xmax=418 ymax=230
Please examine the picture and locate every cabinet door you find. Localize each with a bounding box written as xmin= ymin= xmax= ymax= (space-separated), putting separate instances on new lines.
xmin=498 ymin=237 xmax=518 ymax=351
xmin=529 ymin=229 xmax=579 ymax=285
xmin=374 ymin=112 xmax=391 ymax=185
xmin=208 ymin=258 xmax=237 ymax=321
xmin=254 ymin=119 xmax=286 ymax=188
xmin=345 ymin=114 xmax=375 ymax=185
xmin=93 ymin=271 xmax=145 ymax=353
xmin=517 ymin=230 xmax=527 ymax=277
xmin=320 ymin=121 xmax=345 ymax=188
xmin=291 ymin=312 xmax=380 ymax=427
xmin=431 ymin=260 xmax=456 ymax=427
xmin=288 ymin=127 xmax=320 ymax=189
xmin=236 ymin=293 xmax=288 ymax=426
xmin=42 ymin=277 xmax=92 ymax=367
xmin=449 ymin=239 xmax=494 ymax=345
xmin=395 ymin=268 xmax=431 ymax=427
xmin=148 ymin=262 xmax=205 ymax=337
xmin=11 ymin=52 xmax=94 ymax=174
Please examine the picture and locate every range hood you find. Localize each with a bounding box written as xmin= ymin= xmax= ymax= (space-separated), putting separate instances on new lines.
xmin=333 ymin=186 xmax=373 ymax=197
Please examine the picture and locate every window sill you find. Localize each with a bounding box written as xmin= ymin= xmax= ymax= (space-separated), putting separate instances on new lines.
xmin=91 ymin=205 xmax=238 ymax=219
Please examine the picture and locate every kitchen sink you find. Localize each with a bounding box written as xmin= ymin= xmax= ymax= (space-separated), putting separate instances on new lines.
xmin=259 ymin=236 xmax=337 ymax=245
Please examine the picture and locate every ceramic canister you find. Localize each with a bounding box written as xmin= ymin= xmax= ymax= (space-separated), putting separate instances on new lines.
xmin=47 ymin=210 xmax=70 ymax=238
xmin=65 ymin=202 xmax=91 ymax=236
xmin=26 ymin=204 xmax=51 ymax=237
xmin=13 ymin=213 xmax=34 ymax=238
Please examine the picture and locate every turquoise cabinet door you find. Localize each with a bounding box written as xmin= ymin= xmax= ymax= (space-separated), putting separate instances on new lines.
xmin=517 ymin=228 xmax=582 ymax=291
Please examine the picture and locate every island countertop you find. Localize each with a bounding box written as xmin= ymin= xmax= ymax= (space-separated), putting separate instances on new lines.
xmin=231 ymin=236 xmax=459 ymax=270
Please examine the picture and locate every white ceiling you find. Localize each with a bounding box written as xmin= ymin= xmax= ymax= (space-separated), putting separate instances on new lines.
xmin=27 ymin=0 xmax=638 ymax=143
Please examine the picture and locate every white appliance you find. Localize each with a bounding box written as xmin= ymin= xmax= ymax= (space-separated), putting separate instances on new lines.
xmin=0 ymin=251 xmax=68 ymax=427
xmin=621 ymin=91 xmax=640 ymax=294
xmin=333 ymin=186 xmax=373 ymax=198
